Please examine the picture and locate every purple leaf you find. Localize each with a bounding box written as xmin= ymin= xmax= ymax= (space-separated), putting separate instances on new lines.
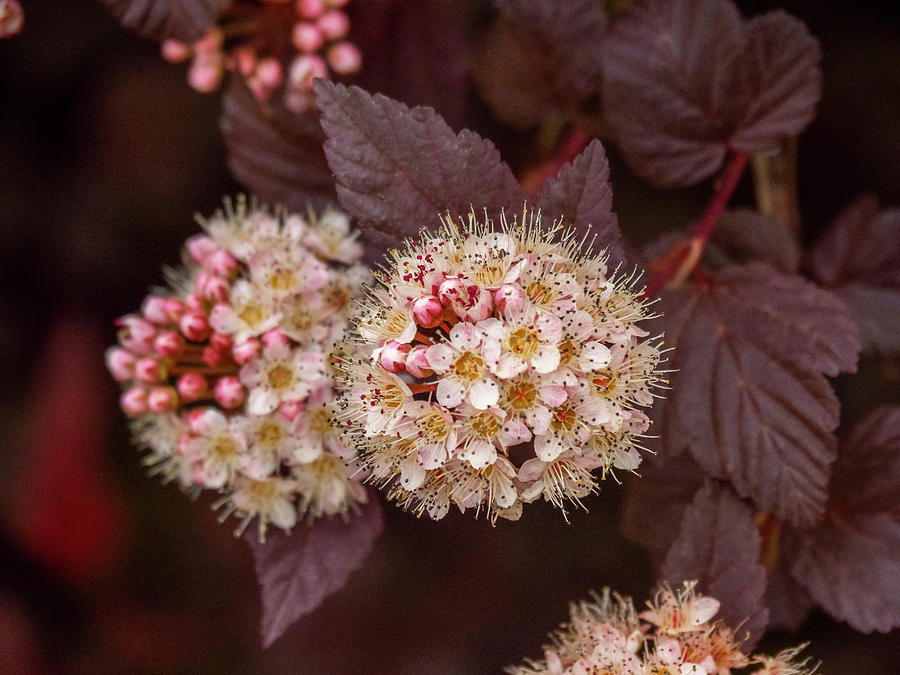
xmin=809 ymin=195 xmax=900 ymax=355
xmin=472 ymin=0 xmax=608 ymax=129
xmin=653 ymin=263 xmax=860 ymax=526
xmin=784 ymin=407 xmax=900 ymax=632
xmin=725 ymin=11 xmax=822 ymax=152
xmin=764 ymin=557 xmax=814 ymax=631
xmin=536 ymin=139 xmax=624 ymax=262
xmin=621 ymin=453 xmax=705 ymax=565
xmin=708 ymin=208 xmax=800 ymax=274
xmin=247 ymin=498 xmax=384 ymax=648
xmin=662 ymin=481 xmax=769 ymax=650
xmin=315 ymin=81 xmax=527 ymax=251
xmin=601 ymin=0 xmax=820 ymax=186
xmin=351 ymin=0 xmax=469 ymax=130
xmin=100 ymin=0 xmax=225 ymax=43
xmin=220 ymin=76 xmax=335 ymax=213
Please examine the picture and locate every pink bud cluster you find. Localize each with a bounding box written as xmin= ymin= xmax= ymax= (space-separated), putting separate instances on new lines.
xmin=107 ymin=196 xmax=370 ymax=540
xmin=0 ymin=0 xmax=24 ymax=39
xmin=335 ymin=209 xmax=664 ymax=523
xmin=508 ymin=582 xmax=818 ymax=675
xmin=160 ymin=0 xmax=361 ymax=110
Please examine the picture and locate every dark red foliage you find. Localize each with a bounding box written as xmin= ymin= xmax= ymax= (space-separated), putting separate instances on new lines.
xmin=100 ymin=0 xmax=225 ymax=42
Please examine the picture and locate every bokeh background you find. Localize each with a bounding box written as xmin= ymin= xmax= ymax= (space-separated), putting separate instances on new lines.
xmin=1 ymin=0 xmax=898 ymax=672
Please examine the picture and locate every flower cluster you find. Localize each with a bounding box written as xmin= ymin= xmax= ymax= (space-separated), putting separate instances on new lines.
xmin=161 ymin=0 xmax=361 ymax=111
xmin=0 ymin=0 xmax=23 ymax=39
xmin=106 ymin=197 xmax=370 ymax=539
xmin=508 ymin=582 xmax=818 ymax=675
xmin=335 ymin=209 xmax=663 ymax=522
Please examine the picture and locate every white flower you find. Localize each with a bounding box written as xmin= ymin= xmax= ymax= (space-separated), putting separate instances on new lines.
xmin=210 ymin=279 xmax=281 ymax=342
xmin=180 ymin=409 xmax=248 ymax=489
xmin=426 ymin=321 xmax=500 ymax=410
xmin=240 ymin=341 xmax=325 ymax=415
xmin=395 ymin=401 xmax=458 ymax=470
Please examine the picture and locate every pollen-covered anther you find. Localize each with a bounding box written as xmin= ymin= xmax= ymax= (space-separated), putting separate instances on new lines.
xmin=106 ymin=197 xmax=370 ymax=541
xmin=335 ymin=208 xmax=664 ymax=522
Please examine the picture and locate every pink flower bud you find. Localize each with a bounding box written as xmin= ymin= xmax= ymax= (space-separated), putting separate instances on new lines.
xmin=232 ymin=338 xmax=261 ymax=365
xmin=379 ymin=340 xmax=410 ymax=373
xmin=188 ymin=59 xmax=223 ymax=93
xmin=256 ymin=58 xmax=283 ymax=88
xmin=199 ymin=274 xmax=230 ymax=302
xmin=184 ymin=293 xmax=205 ymax=313
xmin=459 ymin=287 xmax=494 ymax=322
xmin=117 ymin=316 xmax=157 ymax=355
xmin=161 ymin=40 xmax=191 ymax=64
xmin=438 ymin=277 xmax=466 ymax=306
xmin=141 ymin=295 xmax=171 ymax=325
xmin=214 ymin=376 xmax=245 ymax=409
xmin=177 ymin=373 xmax=208 ymax=402
xmin=148 ymin=386 xmax=179 ymax=413
xmin=327 ymin=41 xmax=361 ymax=75
xmin=135 ymin=357 xmax=168 ymax=384
xmin=412 ymin=295 xmax=444 ymax=328
xmin=262 ymin=329 xmax=289 ymax=348
xmin=288 ymin=54 xmax=327 ymax=91
xmin=297 ymin=0 xmax=325 ymax=19
xmin=154 ymin=331 xmax=185 ymax=359
xmin=187 ymin=408 xmax=209 ymax=434
xmin=406 ymin=346 xmax=433 ymax=378
xmin=494 ymin=284 xmax=527 ymax=316
xmin=120 ymin=387 xmax=148 ymax=416
xmin=279 ymin=400 xmax=304 ymax=421
xmin=164 ymin=298 xmax=185 ymax=323
xmin=202 ymin=345 xmax=229 ymax=368
xmin=210 ymin=331 xmax=232 ymax=353
xmin=180 ymin=311 xmax=211 ymax=342
xmin=292 ymin=22 xmax=323 ymax=53
xmin=318 ymin=10 xmax=349 ymax=40
xmin=194 ymin=28 xmax=223 ymax=55
xmin=205 ymin=249 xmax=238 ymax=277
xmin=105 ymin=347 xmax=136 ymax=381
xmin=234 ymin=46 xmax=256 ymax=77
xmin=0 ymin=0 xmax=24 ymax=39
xmin=186 ymin=234 xmax=217 ymax=263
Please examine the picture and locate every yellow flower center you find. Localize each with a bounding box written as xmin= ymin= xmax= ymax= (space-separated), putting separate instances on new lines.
xmin=417 ymin=409 xmax=451 ymax=439
xmin=507 ymin=327 xmax=540 ymax=359
xmin=267 ymin=364 xmax=294 ymax=390
xmin=213 ymin=436 xmax=237 ymax=459
xmin=505 ymin=380 xmax=537 ymax=410
xmin=310 ymin=408 xmax=332 ymax=434
xmin=453 ymin=351 xmax=484 ymax=381
xmin=238 ymin=302 xmax=263 ymax=327
xmin=257 ymin=421 xmax=284 ymax=446
xmin=469 ymin=411 xmax=500 ymax=439
xmin=248 ymin=479 xmax=280 ymax=500
xmin=558 ymin=340 xmax=576 ymax=367
xmin=526 ymin=280 xmax=553 ymax=305
xmin=591 ymin=371 xmax=616 ymax=395
xmin=550 ymin=404 xmax=578 ymax=432
xmin=267 ymin=269 xmax=296 ymax=292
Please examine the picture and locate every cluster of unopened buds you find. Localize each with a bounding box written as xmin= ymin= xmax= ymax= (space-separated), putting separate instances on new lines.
xmin=161 ymin=0 xmax=361 ymax=111
xmin=106 ymin=196 xmax=370 ymax=539
xmin=508 ymin=581 xmax=818 ymax=675
xmin=335 ymin=209 xmax=664 ymax=523
xmin=0 ymin=0 xmax=24 ymax=39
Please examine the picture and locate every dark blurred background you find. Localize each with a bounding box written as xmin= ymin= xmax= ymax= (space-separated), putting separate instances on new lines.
xmin=0 ymin=0 xmax=898 ymax=672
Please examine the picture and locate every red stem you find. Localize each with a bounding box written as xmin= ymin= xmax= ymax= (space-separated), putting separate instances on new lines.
xmin=642 ymin=151 xmax=749 ymax=298
xmin=523 ymin=127 xmax=591 ymax=197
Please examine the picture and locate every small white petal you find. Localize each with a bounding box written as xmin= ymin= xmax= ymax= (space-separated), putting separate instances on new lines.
xmin=468 ymin=378 xmax=499 ymax=410
xmin=580 ymin=341 xmax=612 ymax=369
xmin=436 ymin=378 xmax=466 ymax=408
xmin=248 ymin=388 xmax=279 ymax=415
xmin=531 ymin=345 xmax=560 ymax=373
xmin=535 ymin=433 xmax=565 ymax=462
xmin=399 ymin=457 xmax=426 ymax=490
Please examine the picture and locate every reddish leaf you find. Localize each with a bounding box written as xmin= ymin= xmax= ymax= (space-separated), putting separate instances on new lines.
xmin=725 ymin=12 xmax=822 ymax=152
xmin=662 ymin=481 xmax=769 ymax=650
xmin=315 ymin=81 xmax=527 ymax=250
xmin=653 ymin=263 xmax=860 ymax=527
xmin=764 ymin=557 xmax=814 ymax=631
xmin=601 ymin=0 xmax=820 ymax=186
xmin=784 ymin=406 xmax=900 ymax=632
xmin=621 ymin=453 xmax=705 ymax=565
xmin=536 ymin=139 xmax=624 ymax=263
xmin=100 ymin=0 xmax=225 ymax=43
xmin=220 ymin=77 xmax=335 ymax=214
xmin=247 ymin=498 xmax=384 ymax=648
xmin=472 ymin=0 xmax=608 ymax=129
xmin=809 ymin=194 xmax=900 ymax=355
xmin=709 ymin=208 xmax=800 ymax=274
xmin=11 ymin=315 xmax=127 ymax=584
xmin=351 ymin=0 xmax=469 ymax=130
